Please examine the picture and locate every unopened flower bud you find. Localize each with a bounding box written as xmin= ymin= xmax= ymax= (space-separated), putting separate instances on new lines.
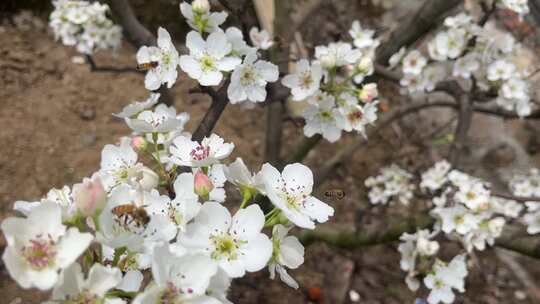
xmin=319 ymin=55 xmax=336 ymax=69
xmin=194 ymin=170 xmax=214 ymax=200
xmin=356 ymin=57 xmax=374 ymax=75
xmin=73 ymin=174 xmax=107 ymax=217
xmin=192 ymin=0 xmax=210 ymax=14
xmin=138 ymin=166 xmax=159 ymax=191
xmin=358 ymin=83 xmax=378 ymax=103
xmin=131 ymin=136 xmax=148 ymax=151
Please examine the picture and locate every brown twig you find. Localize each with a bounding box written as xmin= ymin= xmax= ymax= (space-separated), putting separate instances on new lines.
xmin=263 ymin=0 xmax=292 ymax=168
xmin=376 ymin=0 xmax=463 ymax=64
xmin=85 ymin=55 xmax=142 ymax=74
xmin=191 ymin=83 xmax=230 ymax=142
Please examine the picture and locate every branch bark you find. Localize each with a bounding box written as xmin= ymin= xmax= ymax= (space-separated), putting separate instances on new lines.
xmin=448 ymin=84 xmax=472 ymax=167
xmin=191 ymin=83 xmax=229 ymax=142
xmin=376 ymin=0 xmax=463 ymax=65
xmin=264 ymin=0 xmax=292 ymax=167
xmin=300 ymin=214 xmax=540 ymax=259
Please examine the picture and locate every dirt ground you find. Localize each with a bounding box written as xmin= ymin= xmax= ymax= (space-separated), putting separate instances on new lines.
xmin=1 ymin=5 xmax=540 ymax=304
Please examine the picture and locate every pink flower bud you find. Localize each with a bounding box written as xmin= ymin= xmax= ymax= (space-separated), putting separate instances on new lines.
xmin=359 ymin=83 xmax=378 ymax=103
xmin=73 ymin=174 xmax=107 ymax=217
xmin=131 ymin=136 xmax=147 ymax=151
xmin=194 ymin=171 xmax=214 ymax=199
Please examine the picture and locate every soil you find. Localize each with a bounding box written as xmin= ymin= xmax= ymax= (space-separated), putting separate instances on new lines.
xmin=1 ymin=5 xmax=540 ymax=304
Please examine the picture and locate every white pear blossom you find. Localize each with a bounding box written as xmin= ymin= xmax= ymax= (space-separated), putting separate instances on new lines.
xmin=179 ymin=202 xmax=272 ymax=278
xmin=99 ymin=141 xmax=151 ymax=191
xmin=315 ymin=42 xmax=361 ymax=69
xmin=281 ymin=60 xmax=323 ymax=101
xmin=49 ymin=0 xmax=122 ymax=54
xmin=14 ymin=186 xmax=78 ymax=221
xmin=226 ymin=26 xmax=254 ymax=56
xmin=487 ymin=59 xmax=517 ymax=81
xmin=337 ymin=93 xmax=378 ymax=137
xmin=145 ymin=173 xmax=201 ymax=235
xmin=249 ymin=27 xmax=274 ymax=50
xmin=48 ymin=263 xmax=123 ymax=304
xmin=365 ymin=165 xmax=415 ymax=205
xmin=431 ymin=205 xmax=480 ymax=235
xmin=349 ymin=20 xmax=376 ymax=49
xmin=228 ymin=51 xmax=279 ymax=103
xmin=114 ymin=93 xmax=160 ymax=119
xmin=180 ymin=30 xmax=241 ymax=86
xmin=302 ymin=92 xmax=343 ymax=142
xmin=402 ymin=50 xmax=427 ymax=75
xmin=133 ymin=244 xmax=219 ymax=304
xmin=431 ymin=28 xmax=467 ymax=60
xmin=1 ymin=202 xmax=93 ymax=290
xmin=421 ymin=160 xmax=452 ymax=192
xmin=398 ymin=229 xmax=439 ymax=275
xmin=125 ymin=103 xmax=190 ymax=134
xmin=180 ymin=1 xmax=227 ymax=33
xmin=500 ymin=78 xmax=530 ymax=101
xmin=268 ymin=225 xmax=305 ymax=289
xmin=97 ymin=185 xmax=177 ymax=251
xmin=523 ymin=210 xmax=540 ymax=234
xmin=452 ymin=53 xmax=480 ymax=79
xmin=136 ymin=27 xmax=180 ymax=91
xmin=206 ymin=269 xmax=233 ymax=304
xmin=463 ymin=217 xmax=505 ymax=252
xmin=169 ymin=133 xmax=234 ymax=167
xmin=454 ymin=181 xmax=491 ymax=211
xmin=424 ymin=255 xmax=468 ymax=304
xmin=260 ymin=163 xmax=334 ymax=229
xmin=501 ymin=0 xmax=530 ymax=16
xmin=223 ymin=157 xmax=265 ymax=196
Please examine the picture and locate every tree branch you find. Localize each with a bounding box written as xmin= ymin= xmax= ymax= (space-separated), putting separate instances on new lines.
xmin=264 ymin=0 xmax=292 ymax=167
xmin=85 ymin=55 xmax=142 ymax=74
xmin=105 ymin=0 xmax=156 ymax=48
xmin=448 ymin=84 xmax=472 ymax=167
xmin=300 ymin=214 xmax=540 ymax=259
xmin=191 ymin=83 xmax=229 ymax=142
xmin=376 ymin=0 xmax=463 ymax=65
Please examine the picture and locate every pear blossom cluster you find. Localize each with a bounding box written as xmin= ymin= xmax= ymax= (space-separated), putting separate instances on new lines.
xmin=366 ymin=160 xmax=536 ymax=303
xmin=1 ymin=1 xmax=338 ymax=302
xmin=281 ymin=20 xmax=380 ymax=142
xmin=137 ymin=0 xmax=279 ymax=103
xmin=49 ymin=0 xmax=122 ymax=54
xmin=509 ymin=168 xmax=540 ymax=234
xmin=500 ymin=0 xmax=530 ymax=16
xmin=3 ymin=113 xmax=333 ymax=302
xmin=391 ymin=11 xmax=536 ymax=117
xmin=364 ymin=164 xmax=416 ymax=205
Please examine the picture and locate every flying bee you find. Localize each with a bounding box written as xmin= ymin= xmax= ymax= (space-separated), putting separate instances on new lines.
xmin=324 ymin=189 xmax=345 ymax=200
xmin=111 ymin=203 xmax=150 ymax=227
xmin=136 ymin=61 xmax=159 ymax=71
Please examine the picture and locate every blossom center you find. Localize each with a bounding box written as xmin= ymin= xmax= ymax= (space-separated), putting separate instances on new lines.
xmin=300 ymin=72 xmax=313 ymax=89
xmin=347 ymin=110 xmax=363 ymax=122
xmin=22 ymin=235 xmax=57 ymax=270
xmin=200 ymin=55 xmax=216 ymax=72
xmin=190 ymin=145 xmax=210 ymax=161
xmin=210 ymin=232 xmax=244 ymax=261
xmin=240 ymin=66 xmax=257 ymax=86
